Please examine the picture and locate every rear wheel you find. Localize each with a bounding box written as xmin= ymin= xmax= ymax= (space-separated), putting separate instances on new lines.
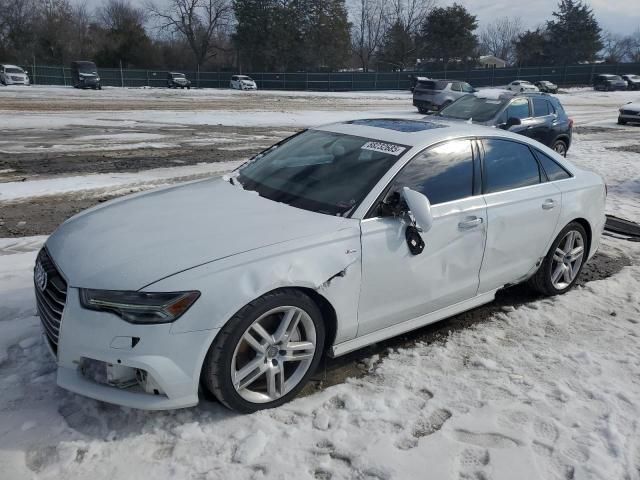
xmin=202 ymin=289 xmax=325 ymax=413
xmin=529 ymin=222 xmax=588 ymax=296
xmin=551 ymin=139 xmax=568 ymax=157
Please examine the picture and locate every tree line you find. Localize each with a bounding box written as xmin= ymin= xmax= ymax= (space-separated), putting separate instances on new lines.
xmin=1 ymin=0 xmax=639 ymax=72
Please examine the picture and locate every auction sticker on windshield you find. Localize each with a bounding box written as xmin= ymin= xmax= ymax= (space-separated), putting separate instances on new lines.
xmin=361 ymin=141 xmax=406 ymax=156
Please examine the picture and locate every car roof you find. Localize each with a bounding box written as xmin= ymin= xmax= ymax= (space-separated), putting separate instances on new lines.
xmin=2 ymin=64 xmax=22 ymax=69
xmin=313 ymin=118 xmax=543 ymax=150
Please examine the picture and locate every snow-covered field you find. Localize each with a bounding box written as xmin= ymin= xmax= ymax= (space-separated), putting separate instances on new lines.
xmin=1 ymin=87 xmax=640 ymax=479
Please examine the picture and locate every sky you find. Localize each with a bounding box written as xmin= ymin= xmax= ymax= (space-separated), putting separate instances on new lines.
xmin=84 ymin=0 xmax=640 ymax=36
xmin=467 ymin=0 xmax=639 ymax=35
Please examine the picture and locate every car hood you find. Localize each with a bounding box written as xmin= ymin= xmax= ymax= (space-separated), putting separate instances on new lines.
xmin=623 ymin=102 xmax=640 ymax=111
xmin=46 ymin=178 xmax=353 ymax=290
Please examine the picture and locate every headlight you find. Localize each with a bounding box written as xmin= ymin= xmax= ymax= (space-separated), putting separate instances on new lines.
xmin=80 ymin=289 xmax=200 ymax=324
xmin=96 ymin=77 xmax=100 ymax=81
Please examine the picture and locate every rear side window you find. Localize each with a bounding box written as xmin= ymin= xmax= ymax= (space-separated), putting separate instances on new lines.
xmin=390 ymin=139 xmax=474 ymax=205
xmin=535 ymin=150 xmax=571 ymax=181
xmin=483 ymin=139 xmax=541 ymax=193
xmin=506 ymin=98 xmax=530 ymax=120
xmin=416 ymin=80 xmax=448 ymax=90
xmin=533 ymin=98 xmax=551 ymax=117
xmin=451 ymin=83 xmax=461 ymax=91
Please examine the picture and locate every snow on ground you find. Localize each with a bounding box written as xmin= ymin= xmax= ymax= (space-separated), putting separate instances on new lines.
xmin=1 ymin=87 xmax=640 ymax=479
xmin=0 ymin=161 xmax=244 ymax=201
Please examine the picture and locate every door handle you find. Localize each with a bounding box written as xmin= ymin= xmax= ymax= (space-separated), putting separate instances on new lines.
xmin=458 ymin=217 xmax=483 ymax=230
xmin=542 ymin=199 xmax=556 ymax=210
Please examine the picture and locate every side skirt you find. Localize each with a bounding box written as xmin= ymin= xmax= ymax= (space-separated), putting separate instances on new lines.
xmin=330 ymin=289 xmax=498 ymax=357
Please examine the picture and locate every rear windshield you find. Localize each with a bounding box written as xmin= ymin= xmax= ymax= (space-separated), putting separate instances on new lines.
xmin=438 ymin=95 xmax=506 ymax=122
xmin=6 ymin=67 xmax=24 ymax=74
xmin=236 ymin=130 xmax=406 ymax=216
xmin=416 ymin=80 xmax=448 ymax=91
xmin=238 ymin=76 xmax=252 ymax=80
xmin=603 ymin=75 xmax=623 ymax=81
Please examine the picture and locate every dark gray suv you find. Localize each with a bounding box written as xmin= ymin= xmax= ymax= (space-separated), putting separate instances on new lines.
xmin=412 ymin=79 xmax=475 ymax=113
xmin=437 ymin=92 xmax=573 ymax=155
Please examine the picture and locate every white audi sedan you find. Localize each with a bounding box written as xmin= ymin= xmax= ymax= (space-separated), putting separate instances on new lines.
xmin=36 ymin=119 xmax=606 ymax=412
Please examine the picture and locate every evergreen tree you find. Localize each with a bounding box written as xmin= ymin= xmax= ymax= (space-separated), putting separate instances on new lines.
xmin=546 ymin=0 xmax=602 ymax=64
xmin=377 ymin=20 xmax=416 ymax=70
xmin=515 ymin=29 xmax=553 ymax=66
xmin=419 ymin=3 xmax=478 ymax=67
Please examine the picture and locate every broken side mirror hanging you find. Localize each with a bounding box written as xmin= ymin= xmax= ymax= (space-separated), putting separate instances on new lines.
xmin=401 ymin=187 xmax=433 ymax=255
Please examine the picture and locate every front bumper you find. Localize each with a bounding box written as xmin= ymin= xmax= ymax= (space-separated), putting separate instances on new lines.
xmin=50 ymin=287 xmax=219 ymax=410
xmin=619 ymin=111 xmax=640 ymax=123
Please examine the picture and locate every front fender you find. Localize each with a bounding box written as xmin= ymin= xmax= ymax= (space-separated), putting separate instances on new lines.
xmin=145 ymin=223 xmax=362 ymax=345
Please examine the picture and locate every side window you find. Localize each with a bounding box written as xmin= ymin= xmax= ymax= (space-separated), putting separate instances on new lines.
xmin=506 ymin=98 xmax=530 ymax=120
xmin=461 ymin=82 xmax=475 ymax=93
xmin=535 ymin=150 xmax=571 ymax=181
xmin=451 ymin=82 xmax=461 ymax=92
xmin=546 ymin=100 xmax=556 ymax=114
xmin=390 ymin=139 xmax=474 ymax=205
xmin=483 ymin=139 xmax=541 ymax=193
xmin=532 ymin=97 xmax=550 ymax=117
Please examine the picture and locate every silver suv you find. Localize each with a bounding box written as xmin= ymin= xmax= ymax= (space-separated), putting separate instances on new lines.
xmin=413 ymin=79 xmax=475 ymax=113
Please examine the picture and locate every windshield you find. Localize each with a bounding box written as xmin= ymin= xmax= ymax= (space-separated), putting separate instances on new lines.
xmin=6 ymin=67 xmax=24 ymax=74
xmin=77 ymin=63 xmax=97 ymax=74
xmin=236 ymin=130 xmax=407 ymax=216
xmin=239 ymin=76 xmax=253 ymax=81
xmin=439 ymin=95 xmax=506 ymax=122
xmin=172 ymin=73 xmax=185 ymax=78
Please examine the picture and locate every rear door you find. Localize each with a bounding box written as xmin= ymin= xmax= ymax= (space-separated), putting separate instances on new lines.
xmin=527 ymin=97 xmax=556 ymax=146
xmin=478 ymin=138 xmax=561 ymax=293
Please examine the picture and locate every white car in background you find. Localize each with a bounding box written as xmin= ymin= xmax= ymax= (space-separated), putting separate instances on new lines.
xmin=507 ymin=80 xmax=539 ymax=93
xmin=618 ymin=100 xmax=640 ymax=125
xmin=0 ymin=64 xmax=30 ymax=85
xmin=230 ymin=75 xmax=257 ymax=90
xmin=36 ymin=119 xmax=605 ymax=413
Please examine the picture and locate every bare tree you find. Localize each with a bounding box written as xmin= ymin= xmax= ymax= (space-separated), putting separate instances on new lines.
xmin=100 ymin=0 xmax=146 ymax=31
xmin=479 ymin=16 xmax=523 ymax=65
xmin=351 ymin=0 xmax=386 ymax=71
xmin=389 ymin=0 xmax=433 ymax=35
xmin=147 ymin=0 xmax=232 ymax=66
xmin=600 ymin=31 xmax=629 ymax=63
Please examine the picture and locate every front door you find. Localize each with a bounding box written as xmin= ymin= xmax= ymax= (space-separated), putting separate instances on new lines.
xmin=357 ymin=139 xmax=488 ymax=337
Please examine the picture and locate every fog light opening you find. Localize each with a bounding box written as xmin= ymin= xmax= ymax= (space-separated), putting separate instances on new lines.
xmin=136 ymin=369 xmax=164 ymax=396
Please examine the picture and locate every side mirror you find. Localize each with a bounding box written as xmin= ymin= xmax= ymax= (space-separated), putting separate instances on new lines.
xmin=505 ymin=116 xmax=522 ymax=129
xmin=401 ymin=187 xmax=433 ymax=233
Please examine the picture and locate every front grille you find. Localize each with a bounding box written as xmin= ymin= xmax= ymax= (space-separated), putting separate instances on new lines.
xmin=621 ymin=109 xmax=639 ymax=116
xmin=10 ymin=76 xmax=23 ymax=81
xmin=34 ymin=248 xmax=67 ymax=353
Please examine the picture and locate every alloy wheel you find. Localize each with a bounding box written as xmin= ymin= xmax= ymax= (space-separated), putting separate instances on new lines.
xmin=550 ymin=230 xmax=585 ymax=290
xmin=553 ymin=141 xmax=567 ymax=156
xmin=231 ymin=306 xmax=317 ymax=403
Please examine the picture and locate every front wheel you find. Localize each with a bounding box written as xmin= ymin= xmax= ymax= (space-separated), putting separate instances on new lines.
xmin=529 ymin=222 xmax=588 ymax=296
xmin=202 ymin=289 xmax=325 ymax=413
xmin=618 ymin=117 xmax=627 ymax=125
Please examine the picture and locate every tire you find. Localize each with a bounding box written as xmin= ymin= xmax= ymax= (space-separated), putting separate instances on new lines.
xmin=618 ymin=117 xmax=627 ymax=125
xmin=551 ymin=139 xmax=568 ymax=157
xmin=528 ymin=222 xmax=588 ymax=296
xmin=202 ymin=289 xmax=325 ymax=413
xmin=417 ymin=107 xmax=428 ymax=114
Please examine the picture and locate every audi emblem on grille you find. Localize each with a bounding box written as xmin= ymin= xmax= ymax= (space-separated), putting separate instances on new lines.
xmin=34 ymin=260 xmax=48 ymax=292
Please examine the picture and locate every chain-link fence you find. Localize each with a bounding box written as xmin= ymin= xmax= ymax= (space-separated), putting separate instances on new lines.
xmin=18 ymin=63 xmax=640 ymax=91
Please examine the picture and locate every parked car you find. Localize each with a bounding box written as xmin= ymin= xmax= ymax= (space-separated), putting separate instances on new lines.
xmin=167 ymin=72 xmax=191 ymax=89
xmin=36 ymin=118 xmax=605 ymax=413
xmin=618 ymin=100 xmax=640 ymax=125
xmin=438 ymin=91 xmax=573 ymax=155
xmin=621 ymin=74 xmax=640 ymax=90
xmin=507 ymin=80 xmax=539 ymax=93
xmin=230 ymin=75 xmax=257 ymax=90
xmin=535 ymin=80 xmax=558 ymax=93
xmin=412 ymin=79 xmax=475 ymax=113
xmin=71 ymin=61 xmax=101 ymax=90
xmin=593 ymin=74 xmax=627 ymax=91
xmin=0 ymin=64 xmax=30 ymax=85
